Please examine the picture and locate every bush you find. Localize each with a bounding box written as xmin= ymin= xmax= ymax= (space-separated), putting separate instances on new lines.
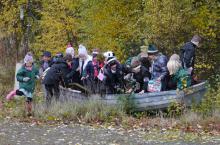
xmin=193 ymin=75 xmax=220 ymax=116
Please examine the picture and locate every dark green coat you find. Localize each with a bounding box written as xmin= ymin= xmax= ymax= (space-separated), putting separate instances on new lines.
xmin=16 ymin=65 xmax=39 ymax=93
xmin=172 ymin=68 xmax=191 ymax=90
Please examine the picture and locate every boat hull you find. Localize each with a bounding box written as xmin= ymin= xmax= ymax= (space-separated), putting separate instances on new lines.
xmin=59 ymin=82 xmax=207 ymax=111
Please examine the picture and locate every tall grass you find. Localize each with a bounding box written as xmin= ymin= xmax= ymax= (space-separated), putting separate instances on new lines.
xmin=33 ymin=100 xmax=126 ymax=123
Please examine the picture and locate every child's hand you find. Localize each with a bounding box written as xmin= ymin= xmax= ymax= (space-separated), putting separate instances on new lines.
xmin=23 ymin=77 xmax=30 ymax=82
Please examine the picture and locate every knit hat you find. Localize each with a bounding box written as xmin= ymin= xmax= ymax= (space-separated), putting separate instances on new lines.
xmin=42 ymin=51 xmax=51 ymax=57
xmin=191 ymin=35 xmax=201 ymax=47
xmin=147 ymin=44 xmax=158 ymax=54
xmin=78 ymin=44 xmax=88 ymax=56
xmin=24 ymin=52 xmax=34 ymax=63
xmin=66 ymin=46 xmax=75 ymax=57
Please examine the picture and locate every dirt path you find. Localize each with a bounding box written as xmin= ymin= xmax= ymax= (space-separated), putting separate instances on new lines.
xmin=0 ymin=120 xmax=219 ymax=145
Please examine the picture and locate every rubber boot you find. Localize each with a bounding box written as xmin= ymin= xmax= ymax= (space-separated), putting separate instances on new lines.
xmin=25 ymin=102 xmax=32 ymax=116
xmin=6 ymin=90 xmax=16 ymax=100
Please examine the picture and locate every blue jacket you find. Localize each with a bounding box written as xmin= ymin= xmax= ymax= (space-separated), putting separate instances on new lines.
xmin=151 ymin=54 xmax=168 ymax=80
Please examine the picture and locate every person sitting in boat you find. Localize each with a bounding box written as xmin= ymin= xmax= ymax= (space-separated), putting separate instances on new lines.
xmin=180 ymin=35 xmax=201 ymax=84
xmin=148 ymin=44 xmax=169 ymax=91
xmin=125 ymin=55 xmax=151 ymax=94
xmin=103 ymin=56 xmax=124 ymax=94
xmin=65 ymin=44 xmax=81 ymax=85
xmin=167 ymin=54 xmax=191 ymax=90
xmin=43 ymin=54 xmax=73 ymax=106
xmin=78 ymin=44 xmax=95 ymax=92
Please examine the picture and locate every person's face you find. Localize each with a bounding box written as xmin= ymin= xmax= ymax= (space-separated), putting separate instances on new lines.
xmin=148 ymin=54 xmax=155 ymax=61
xmin=43 ymin=56 xmax=51 ymax=62
xmin=93 ymin=56 xmax=97 ymax=62
xmin=111 ymin=64 xmax=117 ymax=71
xmin=26 ymin=62 xmax=33 ymax=67
xmin=66 ymin=60 xmax=72 ymax=66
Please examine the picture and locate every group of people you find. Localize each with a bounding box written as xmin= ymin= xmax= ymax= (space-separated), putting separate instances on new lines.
xmin=6 ymin=35 xmax=201 ymax=115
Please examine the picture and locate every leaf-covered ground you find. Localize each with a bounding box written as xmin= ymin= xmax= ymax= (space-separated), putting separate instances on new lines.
xmin=0 ymin=119 xmax=220 ymax=145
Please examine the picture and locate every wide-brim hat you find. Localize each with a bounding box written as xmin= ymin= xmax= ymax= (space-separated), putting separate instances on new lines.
xmin=147 ymin=44 xmax=158 ymax=54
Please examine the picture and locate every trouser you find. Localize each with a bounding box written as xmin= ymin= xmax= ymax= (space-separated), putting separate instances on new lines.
xmin=45 ymin=84 xmax=60 ymax=107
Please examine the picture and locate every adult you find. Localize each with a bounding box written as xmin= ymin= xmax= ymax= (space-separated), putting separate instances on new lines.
xmin=103 ymin=56 xmax=124 ymax=94
xmin=78 ymin=44 xmax=94 ymax=92
xmin=148 ymin=44 xmax=169 ymax=91
xmin=180 ymin=35 xmax=201 ymax=76
xmin=130 ymin=56 xmax=151 ymax=93
xmin=167 ymin=54 xmax=191 ymax=90
xmin=43 ymin=54 xmax=73 ymax=106
xmin=65 ymin=44 xmax=81 ymax=85
xmin=39 ymin=51 xmax=52 ymax=99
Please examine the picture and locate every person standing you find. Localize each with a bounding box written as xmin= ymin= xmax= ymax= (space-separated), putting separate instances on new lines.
xmin=39 ymin=51 xmax=52 ymax=99
xmin=180 ymin=35 xmax=202 ymax=76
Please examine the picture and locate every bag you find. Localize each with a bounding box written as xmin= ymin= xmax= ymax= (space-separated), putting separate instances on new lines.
xmin=147 ymin=79 xmax=162 ymax=92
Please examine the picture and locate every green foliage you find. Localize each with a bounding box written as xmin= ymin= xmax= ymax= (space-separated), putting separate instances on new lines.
xmin=34 ymin=100 xmax=126 ymax=123
xmin=0 ymin=0 xmax=219 ymax=74
xmin=167 ymin=101 xmax=185 ymax=117
xmin=193 ymin=75 xmax=220 ymax=116
xmin=117 ymin=94 xmax=136 ymax=114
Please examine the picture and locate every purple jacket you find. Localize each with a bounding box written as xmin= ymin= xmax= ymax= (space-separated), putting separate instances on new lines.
xmin=151 ymin=54 xmax=168 ymax=80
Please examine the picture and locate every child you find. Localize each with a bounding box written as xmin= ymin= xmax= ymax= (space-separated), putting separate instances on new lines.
xmin=167 ymin=54 xmax=191 ymax=90
xmin=6 ymin=52 xmax=39 ymax=115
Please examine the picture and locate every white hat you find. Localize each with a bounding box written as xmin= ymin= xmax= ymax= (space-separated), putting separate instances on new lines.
xmin=103 ymin=51 xmax=115 ymax=59
xmin=65 ymin=47 xmax=74 ymax=57
xmin=78 ymin=44 xmax=88 ymax=56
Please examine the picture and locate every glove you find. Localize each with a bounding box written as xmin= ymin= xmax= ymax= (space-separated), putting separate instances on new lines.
xmin=23 ymin=77 xmax=30 ymax=82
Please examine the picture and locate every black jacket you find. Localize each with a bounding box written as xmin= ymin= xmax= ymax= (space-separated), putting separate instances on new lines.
xmin=180 ymin=42 xmax=196 ymax=69
xmin=133 ymin=65 xmax=151 ymax=91
xmin=66 ymin=58 xmax=81 ymax=84
xmin=104 ymin=63 xmax=124 ymax=94
xmin=43 ymin=59 xmax=71 ymax=86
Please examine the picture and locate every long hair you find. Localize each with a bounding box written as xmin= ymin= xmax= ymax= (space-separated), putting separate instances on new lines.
xmin=167 ymin=54 xmax=182 ymax=75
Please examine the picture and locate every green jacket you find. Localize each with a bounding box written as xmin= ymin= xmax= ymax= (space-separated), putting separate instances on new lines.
xmin=16 ymin=65 xmax=39 ymax=93
xmin=172 ymin=68 xmax=191 ymax=90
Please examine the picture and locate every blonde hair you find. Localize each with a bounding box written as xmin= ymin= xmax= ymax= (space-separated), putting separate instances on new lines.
xmin=167 ymin=54 xmax=182 ymax=75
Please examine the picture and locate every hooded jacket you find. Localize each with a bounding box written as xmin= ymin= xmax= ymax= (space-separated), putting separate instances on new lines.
xmin=43 ymin=59 xmax=71 ymax=86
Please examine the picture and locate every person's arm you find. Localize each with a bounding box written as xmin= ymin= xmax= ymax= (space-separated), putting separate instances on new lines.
xmin=16 ymin=68 xmax=25 ymax=82
xmin=158 ymin=56 xmax=168 ymax=80
xmin=66 ymin=60 xmax=79 ymax=79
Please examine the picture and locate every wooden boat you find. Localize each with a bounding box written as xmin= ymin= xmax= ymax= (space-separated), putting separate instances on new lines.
xmin=59 ymin=81 xmax=207 ymax=111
